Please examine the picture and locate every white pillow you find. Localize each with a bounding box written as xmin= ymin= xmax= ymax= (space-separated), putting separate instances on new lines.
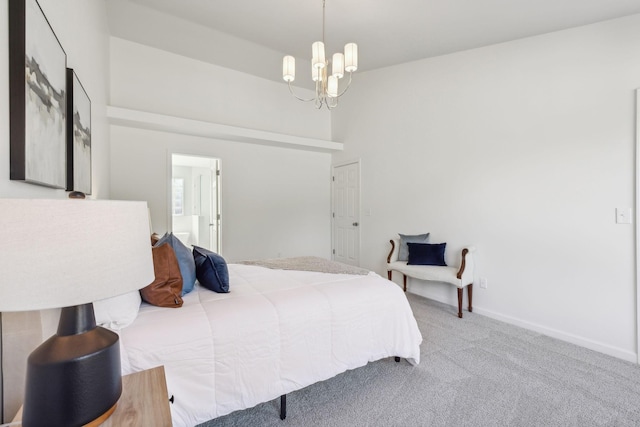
xmin=93 ymin=290 xmax=141 ymax=330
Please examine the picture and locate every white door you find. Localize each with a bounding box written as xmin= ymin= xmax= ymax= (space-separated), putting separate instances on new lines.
xmin=210 ymin=163 xmax=221 ymax=252
xmin=332 ymin=162 xmax=360 ymax=266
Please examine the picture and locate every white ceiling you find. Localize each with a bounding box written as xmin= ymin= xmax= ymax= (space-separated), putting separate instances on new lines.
xmin=109 ymin=0 xmax=640 ymax=81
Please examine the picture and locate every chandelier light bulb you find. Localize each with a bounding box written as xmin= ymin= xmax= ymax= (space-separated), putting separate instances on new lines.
xmin=332 ymin=53 xmax=344 ymax=79
xmin=344 ymin=43 xmax=358 ymax=72
xmin=312 ymin=65 xmax=320 ymax=82
xmin=312 ymin=41 xmax=326 ymax=69
xmin=282 ymin=56 xmax=295 ymax=82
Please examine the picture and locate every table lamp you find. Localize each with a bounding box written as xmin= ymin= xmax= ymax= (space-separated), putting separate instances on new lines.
xmin=0 ymin=199 xmax=155 ymax=427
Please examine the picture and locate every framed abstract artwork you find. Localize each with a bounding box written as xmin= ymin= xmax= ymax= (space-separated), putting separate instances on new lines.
xmin=66 ymin=69 xmax=92 ymax=195
xmin=9 ymin=0 xmax=67 ymax=189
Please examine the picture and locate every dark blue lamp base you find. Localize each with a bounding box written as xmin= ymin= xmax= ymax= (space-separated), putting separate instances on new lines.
xmin=22 ymin=304 xmax=122 ymax=427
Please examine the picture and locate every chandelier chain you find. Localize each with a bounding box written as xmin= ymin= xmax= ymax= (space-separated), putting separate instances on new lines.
xmin=322 ymin=0 xmax=326 ymax=45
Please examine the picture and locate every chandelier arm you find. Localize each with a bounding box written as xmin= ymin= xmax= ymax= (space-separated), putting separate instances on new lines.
xmin=288 ymin=81 xmax=317 ymax=102
xmin=315 ymin=79 xmax=325 ymax=109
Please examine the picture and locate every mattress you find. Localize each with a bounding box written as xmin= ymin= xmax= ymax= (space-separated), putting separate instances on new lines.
xmin=118 ymin=263 xmax=423 ymax=426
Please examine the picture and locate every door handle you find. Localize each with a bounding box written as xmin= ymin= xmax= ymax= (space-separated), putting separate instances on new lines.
xmin=352 ymin=222 xmax=359 ymax=227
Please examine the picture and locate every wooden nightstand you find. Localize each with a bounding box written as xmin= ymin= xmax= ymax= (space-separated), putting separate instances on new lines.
xmin=12 ymin=366 xmax=172 ymax=426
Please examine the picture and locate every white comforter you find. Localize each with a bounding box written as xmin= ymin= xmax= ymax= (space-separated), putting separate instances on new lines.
xmin=119 ymin=263 xmax=423 ymax=426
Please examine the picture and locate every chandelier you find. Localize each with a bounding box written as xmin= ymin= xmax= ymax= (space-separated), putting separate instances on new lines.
xmin=282 ymin=0 xmax=358 ymax=109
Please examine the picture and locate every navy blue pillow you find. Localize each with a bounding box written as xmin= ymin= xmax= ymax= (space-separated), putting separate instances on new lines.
xmin=407 ymin=243 xmax=447 ymax=266
xmin=193 ymin=246 xmax=230 ymax=293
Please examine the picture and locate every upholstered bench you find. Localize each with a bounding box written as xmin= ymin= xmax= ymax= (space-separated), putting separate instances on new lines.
xmin=387 ymin=238 xmax=476 ymax=318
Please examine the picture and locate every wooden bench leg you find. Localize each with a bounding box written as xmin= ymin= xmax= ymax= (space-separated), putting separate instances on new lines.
xmin=457 ymin=288 xmax=463 ymax=318
xmin=468 ymin=283 xmax=473 ymax=313
xmin=403 ymin=274 xmax=407 ymax=292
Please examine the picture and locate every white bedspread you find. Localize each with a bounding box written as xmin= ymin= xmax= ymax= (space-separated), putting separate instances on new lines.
xmin=118 ymin=263 xmax=423 ymax=427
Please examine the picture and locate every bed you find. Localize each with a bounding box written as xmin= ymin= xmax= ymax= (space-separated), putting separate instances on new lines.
xmin=116 ymin=260 xmax=423 ymax=427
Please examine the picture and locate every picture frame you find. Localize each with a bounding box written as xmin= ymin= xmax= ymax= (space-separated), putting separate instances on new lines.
xmin=9 ymin=0 xmax=67 ymax=189
xmin=66 ymin=69 xmax=92 ymax=195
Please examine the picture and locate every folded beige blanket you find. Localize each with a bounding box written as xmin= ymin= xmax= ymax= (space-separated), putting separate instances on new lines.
xmin=238 ymin=256 xmax=370 ymax=275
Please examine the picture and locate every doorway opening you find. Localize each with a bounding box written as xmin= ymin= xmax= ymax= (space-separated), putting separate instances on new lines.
xmin=171 ymin=154 xmax=220 ymax=252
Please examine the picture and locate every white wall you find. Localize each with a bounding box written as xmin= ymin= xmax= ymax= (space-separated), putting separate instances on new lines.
xmin=107 ymin=0 xmax=291 ymax=84
xmin=332 ymin=14 xmax=640 ymax=361
xmin=0 ymin=0 xmax=110 ymax=420
xmin=110 ymin=38 xmax=333 ymax=261
xmin=110 ymin=37 xmax=330 ymax=140
xmin=111 ymin=127 xmax=331 ymax=261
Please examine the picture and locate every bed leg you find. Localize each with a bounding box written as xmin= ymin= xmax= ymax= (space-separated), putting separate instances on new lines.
xmin=280 ymin=394 xmax=286 ymax=420
xmin=394 ymin=357 xmax=400 ymax=363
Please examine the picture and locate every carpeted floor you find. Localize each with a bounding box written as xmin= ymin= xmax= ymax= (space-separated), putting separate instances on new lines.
xmin=199 ymin=293 xmax=640 ymax=427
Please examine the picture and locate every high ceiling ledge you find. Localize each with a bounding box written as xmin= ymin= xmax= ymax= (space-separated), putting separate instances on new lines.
xmin=107 ymin=106 xmax=343 ymax=152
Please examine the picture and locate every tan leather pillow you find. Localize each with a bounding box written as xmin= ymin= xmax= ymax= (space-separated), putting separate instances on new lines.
xmin=150 ymin=233 xmax=162 ymax=246
xmin=140 ymin=243 xmax=184 ymax=307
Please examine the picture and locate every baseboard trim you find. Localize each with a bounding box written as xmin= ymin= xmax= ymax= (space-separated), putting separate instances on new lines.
xmin=473 ymin=306 xmax=637 ymax=363
xmin=405 ymin=285 xmax=638 ymax=364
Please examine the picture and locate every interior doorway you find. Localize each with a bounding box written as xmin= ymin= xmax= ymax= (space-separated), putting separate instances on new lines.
xmin=332 ymin=160 xmax=361 ymax=266
xmin=171 ymin=154 xmax=220 ymax=252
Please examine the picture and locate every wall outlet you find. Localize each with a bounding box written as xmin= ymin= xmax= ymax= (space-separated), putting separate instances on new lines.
xmin=616 ymin=207 xmax=632 ymax=224
xmin=480 ymin=277 xmax=488 ymax=289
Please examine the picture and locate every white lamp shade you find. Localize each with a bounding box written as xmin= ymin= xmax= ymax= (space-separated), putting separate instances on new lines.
xmin=344 ymin=43 xmax=358 ymax=72
xmin=312 ymin=65 xmax=320 ymax=82
xmin=283 ymin=55 xmax=295 ymax=82
xmin=0 ymin=199 xmax=155 ymax=312
xmin=312 ymin=41 xmax=325 ymax=69
xmin=328 ymin=75 xmax=338 ymax=97
xmin=332 ymin=53 xmax=344 ymax=78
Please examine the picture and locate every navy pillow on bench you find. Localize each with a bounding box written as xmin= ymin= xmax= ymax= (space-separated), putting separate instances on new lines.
xmin=407 ymin=242 xmax=447 ymax=266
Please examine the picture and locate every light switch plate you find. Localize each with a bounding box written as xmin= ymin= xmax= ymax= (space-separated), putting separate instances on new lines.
xmin=616 ymin=207 xmax=632 ymax=224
